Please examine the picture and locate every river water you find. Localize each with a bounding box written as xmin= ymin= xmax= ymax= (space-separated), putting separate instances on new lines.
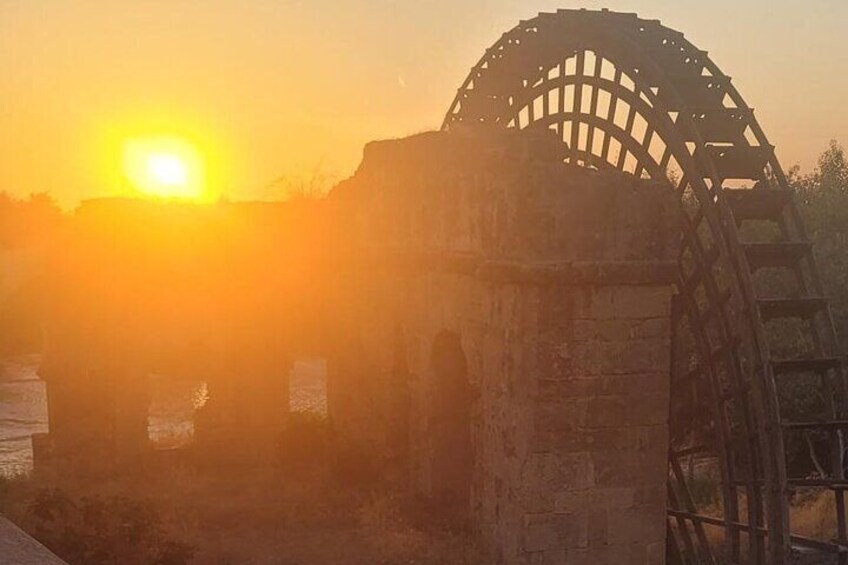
xmin=0 ymin=357 xmax=326 ymax=476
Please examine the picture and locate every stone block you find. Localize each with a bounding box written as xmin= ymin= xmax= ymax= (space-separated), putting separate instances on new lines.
xmin=541 ymin=549 xmax=567 ymax=564
xmin=535 ymin=399 xmax=588 ymax=433
xmin=646 ymin=540 xmax=666 ymax=565
xmin=553 ymin=490 xmax=590 ymax=514
xmin=537 ymin=378 xmax=594 ymax=399
xmin=536 ymin=373 xmax=667 ymax=399
xmin=592 ymin=449 xmax=667 ymax=488
xmin=523 ymin=511 xmax=590 ymax=552
xmin=633 ymin=484 xmax=666 ymax=508
xmin=587 ymin=508 xmax=608 ymax=546
xmin=564 ymin=338 xmax=670 ymax=376
xmin=589 ymin=487 xmax=636 ymax=510
xmin=536 ymin=341 xmax=573 ymax=380
xmin=528 ymin=549 xmax=567 ymax=565
xmin=555 ymin=511 xmax=590 ymax=549
xmin=586 ymin=427 xmax=662 ymax=454
xmin=522 ymin=453 xmax=594 ymax=493
xmin=592 ymin=373 xmax=668 ymax=396
xmin=630 ymin=318 xmax=671 ymax=340
xmin=571 ymin=319 xmax=632 ymax=342
xmin=524 ymin=514 xmax=562 ymax=552
xmin=612 ymin=286 xmax=673 ymax=319
xmin=576 ymin=287 xmax=615 ymax=320
xmin=606 ymin=507 xmax=667 ymax=546
xmin=565 ymin=545 xmax=633 ymax=565
xmin=586 ymin=393 xmax=669 ymax=427
xmin=569 ymin=318 xmax=668 ymax=344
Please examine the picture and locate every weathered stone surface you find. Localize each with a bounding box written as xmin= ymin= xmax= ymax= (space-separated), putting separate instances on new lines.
xmin=523 ymin=512 xmax=589 ymax=552
xmin=606 ymin=507 xmax=668 ymax=545
xmin=39 ymin=127 xmax=677 ymax=565
xmin=331 ymin=129 xmax=677 ymax=564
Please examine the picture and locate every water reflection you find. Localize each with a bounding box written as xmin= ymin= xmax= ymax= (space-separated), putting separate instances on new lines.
xmin=0 ymin=356 xmax=47 ymax=476
xmin=0 ymin=358 xmax=327 ymax=475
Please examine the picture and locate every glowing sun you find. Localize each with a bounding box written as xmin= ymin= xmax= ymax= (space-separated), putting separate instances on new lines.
xmin=123 ymin=136 xmax=205 ymax=199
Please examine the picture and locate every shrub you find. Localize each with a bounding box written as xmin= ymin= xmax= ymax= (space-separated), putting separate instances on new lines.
xmin=25 ymin=488 xmax=195 ymax=565
xmin=277 ymin=410 xmax=331 ymax=480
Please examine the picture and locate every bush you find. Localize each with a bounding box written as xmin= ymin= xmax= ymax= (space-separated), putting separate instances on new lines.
xmin=686 ymin=473 xmax=721 ymax=508
xmin=277 ymin=411 xmax=331 ymax=480
xmin=25 ymin=488 xmax=195 ymax=565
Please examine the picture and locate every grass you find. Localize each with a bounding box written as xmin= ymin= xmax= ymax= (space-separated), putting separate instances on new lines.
xmin=791 ymin=488 xmax=842 ymax=542
xmin=669 ymin=467 xmax=848 ymax=563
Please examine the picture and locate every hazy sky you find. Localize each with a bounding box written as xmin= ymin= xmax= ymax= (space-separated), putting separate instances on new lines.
xmin=2 ymin=0 xmax=846 ymax=205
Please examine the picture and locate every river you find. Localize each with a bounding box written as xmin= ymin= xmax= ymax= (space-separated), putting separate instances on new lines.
xmin=0 ymin=356 xmax=327 ymax=476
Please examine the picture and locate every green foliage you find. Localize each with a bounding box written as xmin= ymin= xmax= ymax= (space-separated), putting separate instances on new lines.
xmin=24 ymin=489 xmax=195 ymax=565
xmin=686 ymin=472 xmax=721 ymax=508
xmin=768 ymin=141 xmax=848 ymax=475
xmin=793 ymin=140 xmax=848 ymax=231
xmin=791 ymin=140 xmax=848 ymax=350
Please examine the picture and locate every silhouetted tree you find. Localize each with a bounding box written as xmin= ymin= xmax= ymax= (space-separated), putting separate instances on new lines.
xmin=0 ymin=191 xmax=66 ymax=357
xmin=0 ymin=191 xmax=64 ymax=249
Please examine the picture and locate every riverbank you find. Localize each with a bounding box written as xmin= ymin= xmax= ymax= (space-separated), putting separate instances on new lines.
xmin=0 ymin=438 xmax=486 ymax=564
xmin=0 ymin=357 xmax=328 ymax=476
xmin=0 ymin=356 xmax=46 ymax=476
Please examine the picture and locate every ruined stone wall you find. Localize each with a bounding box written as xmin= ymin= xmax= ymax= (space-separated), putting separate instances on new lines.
xmin=37 ymin=200 xmax=336 ymax=473
xmin=332 ymin=128 xmax=678 ymax=564
xmin=33 ymin=126 xmax=678 ymax=562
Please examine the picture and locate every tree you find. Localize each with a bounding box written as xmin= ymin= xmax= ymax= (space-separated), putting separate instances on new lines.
xmin=0 ymin=192 xmax=66 ymax=356
xmin=791 ymin=141 xmax=848 ymax=350
xmin=0 ymin=191 xmax=65 ymax=249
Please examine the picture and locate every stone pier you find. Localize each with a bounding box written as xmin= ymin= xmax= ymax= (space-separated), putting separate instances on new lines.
xmin=332 ymin=128 xmax=678 ymax=564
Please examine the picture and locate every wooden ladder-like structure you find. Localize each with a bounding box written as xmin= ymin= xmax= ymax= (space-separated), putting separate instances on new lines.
xmin=669 ymin=184 xmax=848 ymax=563
xmin=443 ymin=8 xmax=848 ymax=563
xmin=731 ymin=186 xmax=848 ymax=562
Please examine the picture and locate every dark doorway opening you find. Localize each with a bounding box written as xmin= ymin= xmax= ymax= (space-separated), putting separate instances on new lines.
xmin=429 ymin=330 xmax=473 ymax=521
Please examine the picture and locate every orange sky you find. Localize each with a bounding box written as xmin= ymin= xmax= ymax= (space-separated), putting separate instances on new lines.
xmin=2 ymin=0 xmax=846 ymax=206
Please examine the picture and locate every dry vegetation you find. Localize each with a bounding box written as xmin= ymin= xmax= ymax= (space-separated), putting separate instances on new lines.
xmin=679 ymin=469 xmax=846 ymax=564
xmin=791 ymin=490 xmax=843 ymax=542
xmin=0 ymin=416 xmax=487 ymax=565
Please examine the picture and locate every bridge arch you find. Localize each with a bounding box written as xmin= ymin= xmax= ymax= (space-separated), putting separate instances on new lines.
xmin=444 ymin=9 xmax=847 ymax=563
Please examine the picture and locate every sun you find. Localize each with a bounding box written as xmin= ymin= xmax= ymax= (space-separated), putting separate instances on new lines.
xmin=147 ymin=153 xmax=188 ymax=187
xmin=122 ymin=136 xmax=205 ymax=199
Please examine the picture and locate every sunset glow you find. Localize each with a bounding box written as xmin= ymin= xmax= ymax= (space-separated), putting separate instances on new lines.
xmin=122 ymin=137 xmax=205 ymax=199
xmin=2 ymin=3 xmax=848 ymax=563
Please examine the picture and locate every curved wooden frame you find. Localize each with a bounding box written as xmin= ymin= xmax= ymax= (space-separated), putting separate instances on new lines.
xmin=443 ymin=10 xmax=848 ymax=564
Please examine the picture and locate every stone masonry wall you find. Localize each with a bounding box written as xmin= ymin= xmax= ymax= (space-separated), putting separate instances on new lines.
xmin=330 ymin=127 xmax=678 ymax=564
xmin=525 ymin=284 xmax=671 ymax=564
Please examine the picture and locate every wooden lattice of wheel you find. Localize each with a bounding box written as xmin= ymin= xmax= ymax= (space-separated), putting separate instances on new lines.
xmin=443 ymin=9 xmax=848 ymax=564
